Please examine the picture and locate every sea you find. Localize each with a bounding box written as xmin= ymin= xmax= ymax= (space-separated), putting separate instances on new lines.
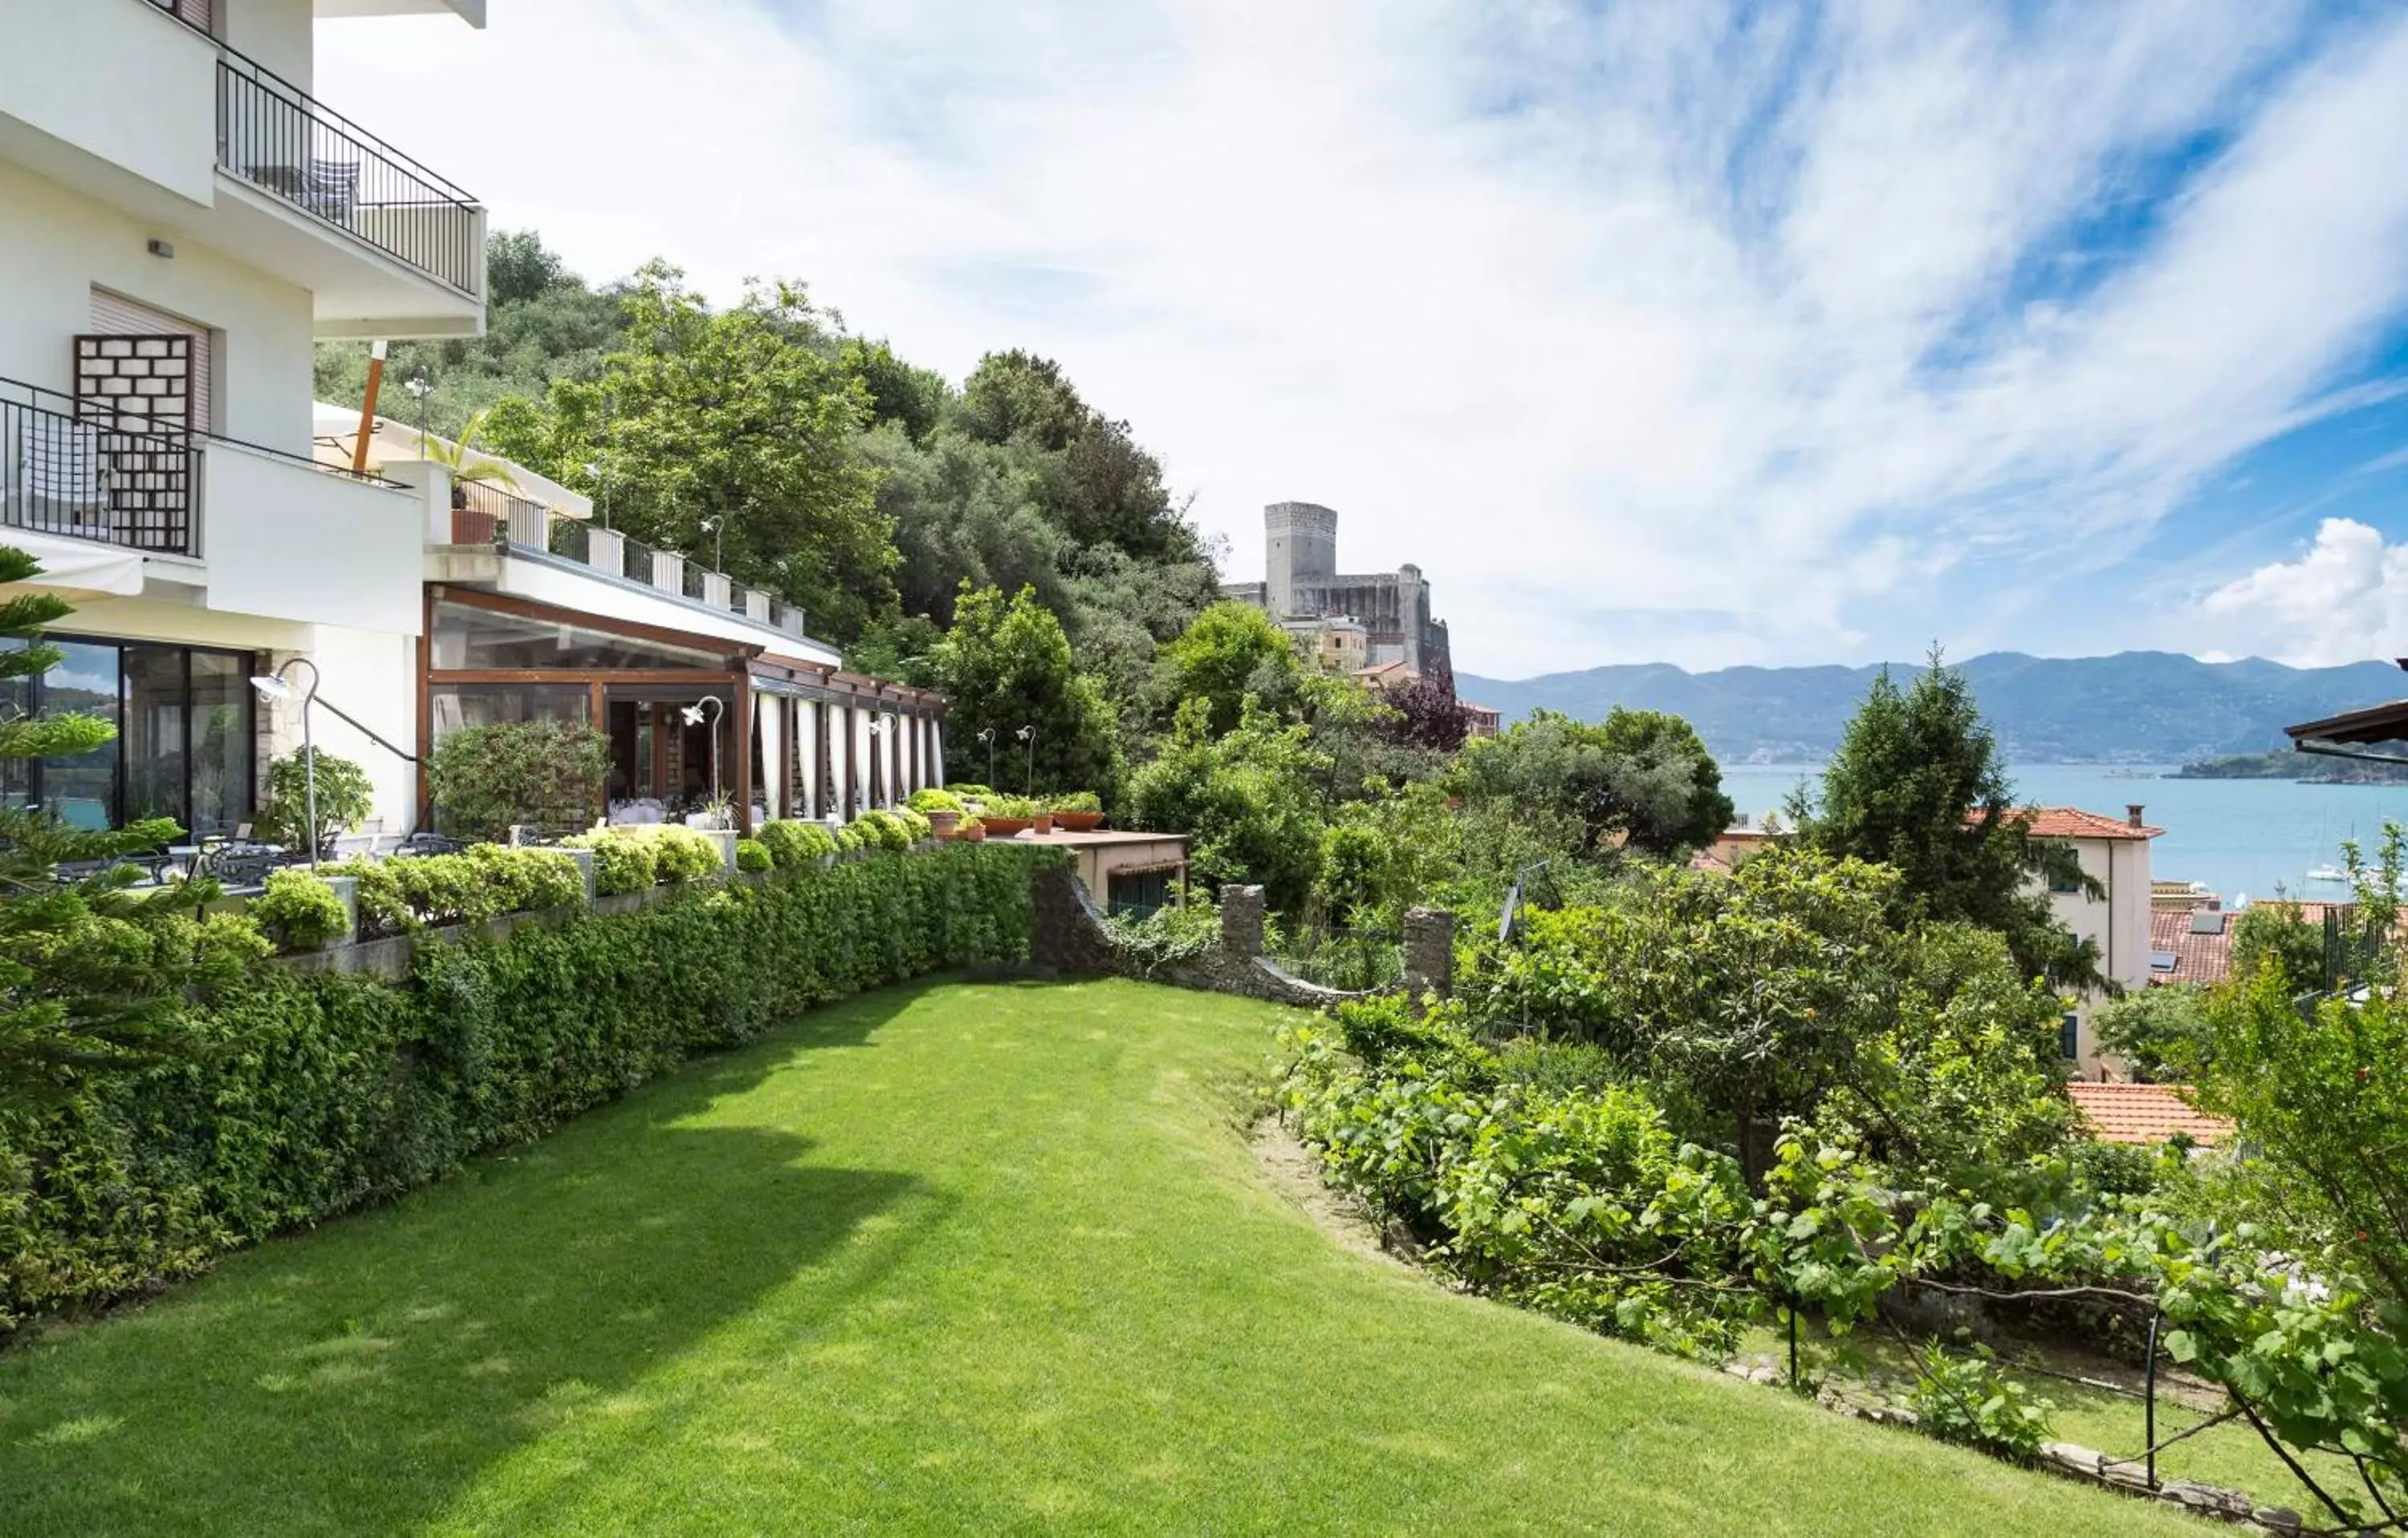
xmin=1719 ymin=763 xmax=2408 ymax=908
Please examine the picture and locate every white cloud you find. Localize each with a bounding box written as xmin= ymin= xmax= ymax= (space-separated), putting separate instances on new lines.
xmin=2199 ymin=519 xmax=2408 ymax=665
xmin=315 ymin=1 xmax=2408 ymax=676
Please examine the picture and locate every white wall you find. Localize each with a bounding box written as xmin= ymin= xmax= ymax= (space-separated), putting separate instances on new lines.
xmin=203 ymin=439 xmax=425 ymax=633
xmin=0 ymin=0 xmax=218 ymax=204
xmin=223 ymin=0 xmax=317 ymax=92
xmin=2041 ymin=833 xmax=2157 ymax=1077
xmin=0 ymin=158 xmax=317 ymax=449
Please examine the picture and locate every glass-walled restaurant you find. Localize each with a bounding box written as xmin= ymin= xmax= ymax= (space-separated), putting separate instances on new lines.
xmin=421 ymin=586 xmax=948 ymax=834
xmin=0 ymin=637 xmax=255 ymax=835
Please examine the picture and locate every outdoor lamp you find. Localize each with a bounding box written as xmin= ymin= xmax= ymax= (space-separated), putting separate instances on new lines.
xmin=1015 ymin=724 xmax=1039 ymax=795
xmin=976 ymin=726 xmax=997 ymax=787
xmin=250 ymin=659 xmax=321 ymax=871
xmin=681 ymin=697 xmax=726 ymax=801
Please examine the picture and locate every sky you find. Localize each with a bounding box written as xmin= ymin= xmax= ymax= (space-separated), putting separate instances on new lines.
xmin=319 ymin=1 xmax=2408 ymax=681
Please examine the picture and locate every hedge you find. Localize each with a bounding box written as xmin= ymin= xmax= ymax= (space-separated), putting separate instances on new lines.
xmin=0 ymin=844 xmax=1051 ymax=1333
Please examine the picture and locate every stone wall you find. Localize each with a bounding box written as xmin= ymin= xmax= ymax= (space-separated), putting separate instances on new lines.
xmin=1029 ymin=871 xmax=1455 ymax=1012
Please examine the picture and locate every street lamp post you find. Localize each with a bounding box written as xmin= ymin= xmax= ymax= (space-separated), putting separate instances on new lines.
xmin=976 ymin=727 xmax=997 ymax=788
xmin=680 ymin=697 xmax=727 ymax=813
xmin=1015 ymin=724 xmax=1038 ymax=796
xmin=250 ymin=659 xmax=321 ymax=870
xmin=405 ymin=371 xmax=432 ymax=458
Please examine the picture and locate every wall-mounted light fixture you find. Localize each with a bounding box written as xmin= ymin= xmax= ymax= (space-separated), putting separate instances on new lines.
xmin=146 ymin=238 xmax=176 ymax=260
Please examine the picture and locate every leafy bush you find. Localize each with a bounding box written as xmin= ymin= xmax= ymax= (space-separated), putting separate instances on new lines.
xmin=255 ymin=749 xmax=376 ymax=851
xmin=905 ymin=787 xmax=965 ymax=815
xmin=338 ymin=846 xmax=584 ymax=936
xmin=0 ymin=844 xmax=1049 ymax=1331
xmin=250 ymin=869 xmax=352 ymax=952
xmin=1051 ymin=791 xmax=1101 ymax=814
xmin=425 ymin=720 xmax=610 ymax=844
xmin=834 ymin=824 xmax=864 ymax=853
xmin=948 ymin=783 xmax=995 ymax=804
xmin=758 ymin=819 xmax=838 ymax=869
xmin=855 ymin=811 xmax=913 ymax=852
xmin=1906 ymin=1343 xmax=2054 ymax=1461
xmin=645 ymin=825 xmax=724 ymax=884
xmin=734 ymin=838 xmax=772 ymax=873
xmin=981 ymin=795 xmax=1039 ymax=820
xmin=1100 ymin=895 xmax=1218 ymax=978
xmin=893 ymin=807 xmax=933 ymax=842
xmin=562 ymin=828 xmax=659 ymax=897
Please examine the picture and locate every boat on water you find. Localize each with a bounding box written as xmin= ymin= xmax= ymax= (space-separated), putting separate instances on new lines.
xmin=2305 ymin=864 xmax=2350 ymax=884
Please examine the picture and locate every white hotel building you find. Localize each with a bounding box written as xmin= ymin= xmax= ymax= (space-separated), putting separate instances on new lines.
xmin=0 ymin=0 xmax=944 ymax=842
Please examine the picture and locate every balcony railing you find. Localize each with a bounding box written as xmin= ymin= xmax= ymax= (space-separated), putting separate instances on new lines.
xmin=1 ymin=375 xmax=402 ymax=559
xmin=451 ymin=478 xmax=546 ymax=547
xmin=215 ymin=49 xmax=482 ymax=297
xmin=488 ymin=512 xmax=811 ymax=643
xmin=1 ymin=380 xmax=196 ymax=555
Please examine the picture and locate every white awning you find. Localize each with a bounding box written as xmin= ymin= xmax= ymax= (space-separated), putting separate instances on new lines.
xmin=0 ymin=530 xmax=146 ymax=600
xmin=312 ymin=401 xmax=595 ymax=520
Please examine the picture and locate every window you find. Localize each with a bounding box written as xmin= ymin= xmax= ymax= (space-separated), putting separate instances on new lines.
xmin=1106 ymin=867 xmax=1177 ymax=920
xmin=2044 ymin=843 xmax=2085 ymax=895
xmin=427 ymin=684 xmax=592 ymax=742
xmin=2060 ymin=1011 xmax=2081 ymax=1061
xmin=2 ymin=637 xmax=254 ymax=836
xmin=430 ymin=600 xmax=728 ymax=670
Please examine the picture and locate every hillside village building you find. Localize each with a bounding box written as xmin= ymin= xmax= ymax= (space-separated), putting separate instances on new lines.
xmin=0 ymin=0 xmax=943 ymax=842
xmin=1223 ymin=502 xmax=1454 ymax=680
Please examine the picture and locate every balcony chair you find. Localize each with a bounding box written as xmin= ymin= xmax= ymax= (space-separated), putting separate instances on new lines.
xmin=8 ymin=417 xmax=112 ymax=539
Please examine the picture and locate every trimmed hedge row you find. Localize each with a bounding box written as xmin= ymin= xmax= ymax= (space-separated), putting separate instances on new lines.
xmin=0 ymin=844 xmax=1051 ymax=1333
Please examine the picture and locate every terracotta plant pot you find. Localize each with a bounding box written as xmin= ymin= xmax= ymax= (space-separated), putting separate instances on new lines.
xmin=1051 ymin=811 xmax=1104 ymax=832
xmin=958 ymin=822 xmax=988 ymax=842
xmin=981 ymin=817 xmax=1032 ymax=838
xmin=927 ymin=810 xmax=961 ymax=837
xmin=1033 ymin=812 xmax=1055 ymax=835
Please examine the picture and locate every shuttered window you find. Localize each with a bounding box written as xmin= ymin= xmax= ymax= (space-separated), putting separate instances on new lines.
xmin=87 ymin=289 xmax=214 ymax=434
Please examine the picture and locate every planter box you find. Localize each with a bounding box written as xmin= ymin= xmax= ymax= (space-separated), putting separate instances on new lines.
xmin=982 ymin=817 xmax=1032 ymax=838
xmin=1052 ymin=812 xmax=1103 ymax=832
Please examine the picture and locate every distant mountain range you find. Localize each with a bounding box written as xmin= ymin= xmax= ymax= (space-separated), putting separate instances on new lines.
xmin=1454 ymin=653 xmax=2406 ymax=764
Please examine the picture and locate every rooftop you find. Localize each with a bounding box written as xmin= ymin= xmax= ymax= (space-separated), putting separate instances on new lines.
xmin=2066 ymin=1082 xmax=2231 ymax=1147
xmin=994 ymin=828 xmax=1188 ymax=850
xmin=2020 ymin=806 xmax=2163 ymax=841
xmin=2147 ymin=905 xmax=2232 ymax=986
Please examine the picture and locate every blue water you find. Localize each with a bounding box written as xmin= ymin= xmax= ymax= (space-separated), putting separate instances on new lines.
xmin=1719 ymin=763 xmax=2408 ymax=906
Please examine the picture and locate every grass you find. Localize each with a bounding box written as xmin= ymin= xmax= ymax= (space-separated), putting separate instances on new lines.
xmin=0 ymin=977 xmax=2206 ymax=1536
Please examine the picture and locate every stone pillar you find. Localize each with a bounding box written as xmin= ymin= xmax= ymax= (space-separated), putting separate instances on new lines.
xmin=321 ymin=874 xmax=360 ymax=950
xmin=1220 ymin=885 xmax=1266 ymax=958
xmin=1402 ymin=907 xmax=1456 ymax=999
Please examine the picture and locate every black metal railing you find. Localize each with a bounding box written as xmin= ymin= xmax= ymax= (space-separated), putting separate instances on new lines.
xmin=1 ymin=376 xmax=196 ymax=555
xmin=453 ymin=478 xmax=544 ymax=545
xmin=216 ymin=50 xmax=482 ymax=297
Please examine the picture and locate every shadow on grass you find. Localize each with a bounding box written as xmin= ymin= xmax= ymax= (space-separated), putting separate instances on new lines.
xmin=0 ymin=981 xmax=962 ymax=1536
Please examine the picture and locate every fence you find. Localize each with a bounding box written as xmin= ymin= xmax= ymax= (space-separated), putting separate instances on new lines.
xmin=216 ymin=51 xmax=482 ymax=296
xmin=1271 ymin=925 xmax=1404 ymax=991
xmin=0 ymin=376 xmax=197 ymax=554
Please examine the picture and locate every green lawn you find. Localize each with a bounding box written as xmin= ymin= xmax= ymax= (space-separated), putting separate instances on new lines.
xmin=0 ymin=978 xmax=2202 ymax=1536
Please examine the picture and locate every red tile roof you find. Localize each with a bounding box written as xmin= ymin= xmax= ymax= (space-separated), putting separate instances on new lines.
xmin=2018 ymin=806 xmax=2163 ymax=840
xmin=2067 ymin=1082 xmax=2231 ymax=1146
xmin=2148 ymin=906 xmax=2233 ymax=986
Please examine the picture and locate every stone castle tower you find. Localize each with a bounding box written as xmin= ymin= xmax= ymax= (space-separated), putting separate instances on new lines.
xmin=1224 ymin=502 xmax=1453 ymax=678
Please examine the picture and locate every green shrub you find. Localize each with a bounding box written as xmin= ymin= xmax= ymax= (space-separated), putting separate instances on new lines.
xmin=855 ymin=811 xmax=913 ymax=853
xmin=948 ymin=783 xmax=995 ymax=804
xmin=1051 ymin=791 xmax=1101 ymax=814
xmin=250 ymin=869 xmax=351 ymax=952
xmin=563 ymin=828 xmax=659 ymax=897
xmin=644 ymin=825 xmax=723 ymax=883
xmin=982 ymin=795 xmax=1040 ymax=820
xmin=905 ymin=787 xmax=965 ymax=815
xmin=425 ymin=720 xmax=610 ymax=844
xmin=255 ymin=749 xmax=375 ymax=851
xmin=893 ymin=807 xmax=933 ymax=843
xmin=1100 ymin=896 xmax=1218 ymax=978
xmin=1906 ymin=1343 xmax=2054 ymax=1461
xmin=734 ymin=838 xmax=771 ymax=873
xmin=758 ymin=819 xmax=837 ymax=869
xmin=834 ymin=824 xmax=864 ymax=853
xmin=337 ymin=846 xmax=584 ymax=937
xmin=0 ymin=845 xmax=1051 ymax=1331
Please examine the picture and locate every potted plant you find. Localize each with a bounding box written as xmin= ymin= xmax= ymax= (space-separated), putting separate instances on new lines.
xmin=1051 ymin=791 xmax=1104 ymax=833
xmin=979 ymin=795 xmax=1035 ymax=837
xmin=906 ymin=787 xmax=966 ymax=838
xmin=955 ymin=816 xmax=987 ymax=842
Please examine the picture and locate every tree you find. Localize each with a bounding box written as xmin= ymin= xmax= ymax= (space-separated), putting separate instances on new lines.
xmin=1788 ymin=652 xmax=2101 ymax=990
xmin=930 ymin=584 xmax=1121 ymax=797
xmin=0 ymin=549 xmax=231 ymax=1112
xmin=1154 ymin=600 xmax=1300 ymax=737
xmin=1453 ymin=707 xmax=1733 ymax=858
xmin=1126 ymin=698 xmax=1328 ymax=911
xmin=425 ymin=721 xmax=612 ymax=842
xmin=492 ymin=265 xmax=896 ymax=639
xmin=2093 ymin=984 xmax=2211 ymax=1082
xmin=1376 ymin=663 xmax=1474 ymax=754
xmin=254 ymin=749 xmax=376 ymax=851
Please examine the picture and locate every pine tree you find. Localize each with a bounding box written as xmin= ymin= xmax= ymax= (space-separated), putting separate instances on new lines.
xmin=1788 ymin=649 xmax=2101 ymax=989
xmin=0 ymin=546 xmax=219 ymax=1112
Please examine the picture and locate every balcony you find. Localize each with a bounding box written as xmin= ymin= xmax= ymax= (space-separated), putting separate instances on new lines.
xmin=214 ymin=50 xmax=483 ymax=303
xmin=0 ymin=375 xmax=409 ymax=579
